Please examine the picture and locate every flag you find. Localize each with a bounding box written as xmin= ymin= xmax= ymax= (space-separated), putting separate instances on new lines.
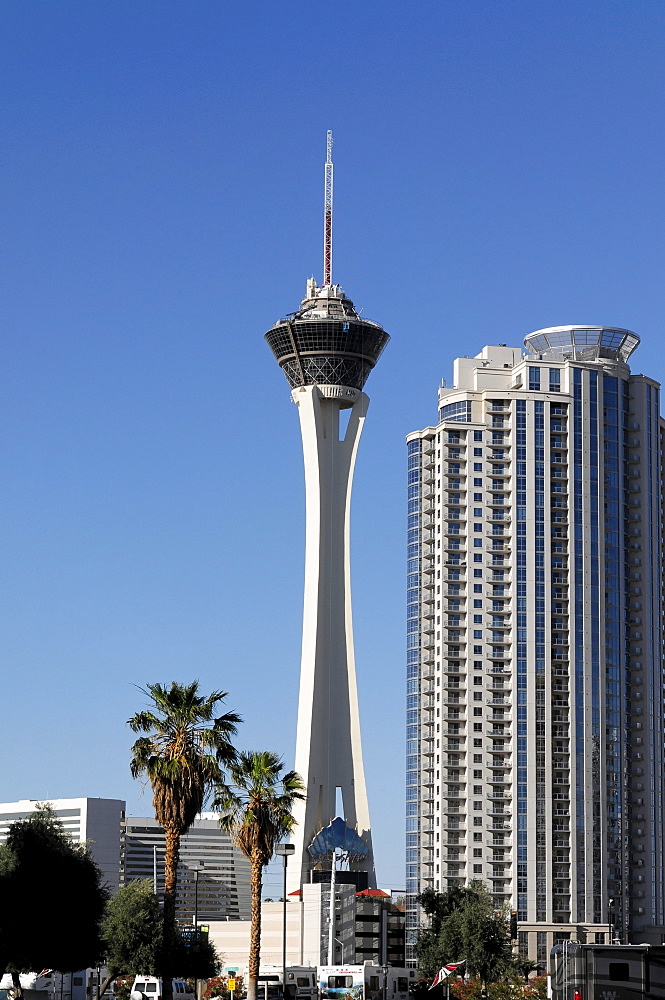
xmin=429 ymin=963 xmax=465 ymax=989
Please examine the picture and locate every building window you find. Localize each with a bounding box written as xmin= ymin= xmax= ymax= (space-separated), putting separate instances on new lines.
xmin=528 ymin=367 xmax=541 ymax=391
xmin=439 ymin=401 xmax=471 ymax=423
xmin=549 ymin=368 xmax=561 ymax=391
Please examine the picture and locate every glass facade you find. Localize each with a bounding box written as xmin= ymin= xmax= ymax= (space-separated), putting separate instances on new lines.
xmin=439 ymin=400 xmax=472 ymax=423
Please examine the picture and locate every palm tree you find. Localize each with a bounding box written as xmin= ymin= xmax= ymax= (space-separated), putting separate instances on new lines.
xmin=215 ymin=751 xmax=305 ymax=1000
xmin=128 ymin=681 xmax=240 ymax=1000
xmin=510 ymin=956 xmax=542 ymax=983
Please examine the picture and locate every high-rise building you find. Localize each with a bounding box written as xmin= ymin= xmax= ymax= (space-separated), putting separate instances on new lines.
xmin=265 ymin=135 xmax=389 ymax=896
xmin=120 ymin=813 xmax=251 ymax=923
xmin=405 ymin=327 xmax=665 ymax=966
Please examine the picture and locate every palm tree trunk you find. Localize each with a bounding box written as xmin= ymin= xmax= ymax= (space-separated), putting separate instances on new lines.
xmin=247 ymin=854 xmax=264 ymax=1000
xmin=162 ymin=822 xmax=181 ymax=1000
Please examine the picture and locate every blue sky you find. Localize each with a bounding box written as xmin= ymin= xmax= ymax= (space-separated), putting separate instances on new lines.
xmin=1 ymin=0 xmax=665 ymax=895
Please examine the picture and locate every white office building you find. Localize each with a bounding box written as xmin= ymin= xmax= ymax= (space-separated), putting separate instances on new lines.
xmin=0 ymin=797 xmax=125 ymax=892
xmin=405 ymin=328 xmax=665 ymax=967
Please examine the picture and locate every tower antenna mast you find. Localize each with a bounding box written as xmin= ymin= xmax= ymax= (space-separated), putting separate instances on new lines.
xmin=323 ymin=130 xmax=333 ymax=287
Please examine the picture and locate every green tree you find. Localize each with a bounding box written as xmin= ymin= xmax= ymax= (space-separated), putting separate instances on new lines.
xmin=128 ymin=682 xmax=240 ymax=1000
xmin=416 ymin=885 xmax=483 ymax=976
xmin=215 ymin=751 xmax=305 ymax=1000
xmin=172 ymin=936 xmax=219 ymax=980
xmin=99 ymin=879 xmax=162 ymax=995
xmin=416 ymin=883 xmax=513 ymax=994
xmin=508 ymin=957 xmax=541 ymax=983
xmin=0 ymin=805 xmax=107 ymax=990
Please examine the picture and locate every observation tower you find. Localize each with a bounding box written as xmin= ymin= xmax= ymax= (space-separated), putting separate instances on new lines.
xmin=265 ymin=133 xmax=389 ymax=893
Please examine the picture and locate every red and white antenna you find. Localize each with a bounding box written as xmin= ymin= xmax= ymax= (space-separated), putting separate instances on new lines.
xmin=323 ymin=130 xmax=333 ymax=287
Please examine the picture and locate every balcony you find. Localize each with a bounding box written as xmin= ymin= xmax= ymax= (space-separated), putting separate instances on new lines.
xmin=444 ymin=526 xmax=467 ymax=537
xmin=487 ymin=531 xmax=511 ymax=543
xmin=487 ymin=553 xmax=512 ymax=567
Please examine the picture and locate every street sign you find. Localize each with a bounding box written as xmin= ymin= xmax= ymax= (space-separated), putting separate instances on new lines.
xmin=228 ymin=980 xmax=236 ymax=991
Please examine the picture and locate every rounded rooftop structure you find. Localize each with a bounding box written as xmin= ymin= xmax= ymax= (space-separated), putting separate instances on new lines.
xmin=524 ymin=325 xmax=640 ymax=364
xmin=265 ymin=278 xmax=390 ymax=391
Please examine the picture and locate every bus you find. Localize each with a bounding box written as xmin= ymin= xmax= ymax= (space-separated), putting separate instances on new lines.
xmin=550 ymin=942 xmax=665 ymax=1000
xmin=319 ymin=965 xmax=415 ymax=1000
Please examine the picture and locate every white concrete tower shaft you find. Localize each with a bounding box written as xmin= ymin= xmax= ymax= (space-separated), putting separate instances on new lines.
xmin=289 ymin=383 xmax=373 ymax=891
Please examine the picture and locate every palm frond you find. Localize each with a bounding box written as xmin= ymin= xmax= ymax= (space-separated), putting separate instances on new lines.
xmin=128 ymin=680 xmax=241 ymax=827
xmin=213 ymin=750 xmax=305 ymax=866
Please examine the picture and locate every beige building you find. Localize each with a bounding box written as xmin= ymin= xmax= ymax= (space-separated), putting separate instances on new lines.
xmin=407 ymin=328 xmax=665 ymax=966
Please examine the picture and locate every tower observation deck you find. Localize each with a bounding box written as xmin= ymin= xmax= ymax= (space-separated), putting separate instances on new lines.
xmin=265 ymin=274 xmax=389 ymax=898
xmin=266 ymin=277 xmax=389 ymax=392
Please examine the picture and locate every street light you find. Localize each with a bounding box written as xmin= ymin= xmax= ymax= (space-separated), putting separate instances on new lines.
xmin=190 ymin=860 xmax=205 ymax=928
xmin=190 ymin=861 xmax=205 ymax=1000
xmin=275 ymin=844 xmax=296 ymax=997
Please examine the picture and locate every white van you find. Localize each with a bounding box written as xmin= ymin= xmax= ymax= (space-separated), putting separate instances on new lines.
xmin=131 ymin=978 xmax=194 ymax=1000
